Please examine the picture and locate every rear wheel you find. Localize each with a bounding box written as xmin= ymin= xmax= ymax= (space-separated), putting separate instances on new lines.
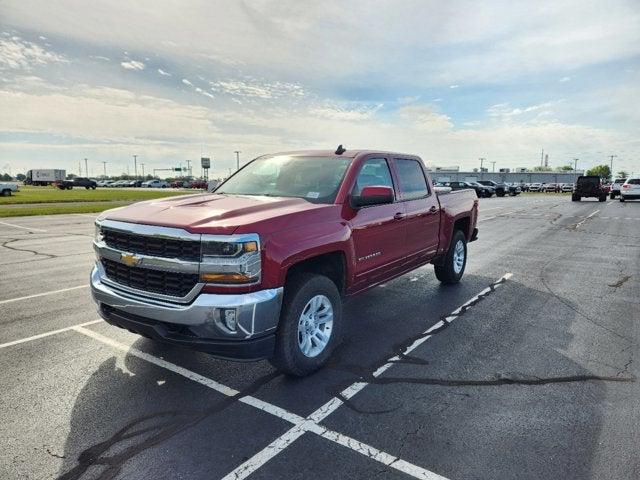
xmin=1 ymin=189 xmax=11 ymax=196
xmin=270 ymin=274 xmax=342 ymax=376
xmin=610 ymin=193 xmax=615 ymax=199
xmin=620 ymin=196 xmax=625 ymax=202
xmin=599 ymin=196 xmax=606 ymax=202
xmin=434 ymin=230 xmax=467 ymax=284
xmin=572 ymin=194 xmax=580 ymax=201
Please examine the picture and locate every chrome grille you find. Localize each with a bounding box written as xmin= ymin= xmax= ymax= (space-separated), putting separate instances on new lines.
xmin=102 ymin=258 xmax=198 ymax=298
xmin=102 ymin=228 xmax=201 ymax=261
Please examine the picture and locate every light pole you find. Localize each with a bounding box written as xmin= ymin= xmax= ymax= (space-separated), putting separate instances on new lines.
xmin=140 ymin=163 xmax=145 ymax=179
xmin=573 ymin=158 xmax=579 ymax=183
xmin=133 ymin=155 xmax=138 ymax=180
xmin=186 ymin=159 xmax=192 ymax=178
xmin=491 ymin=161 xmax=496 ymax=173
xmin=609 ymin=155 xmax=617 ymax=179
xmin=84 ymin=158 xmax=88 ymax=178
xmin=479 ymin=157 xmax=485 ymax=179
xmin=234 ymin=151 xmax=241 ymax=171
xmin=102 ymin=161 xmax=107 ymax=178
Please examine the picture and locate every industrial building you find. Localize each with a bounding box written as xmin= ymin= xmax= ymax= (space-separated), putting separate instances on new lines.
xmin=427 ymin=167 xmax=586 ymax=184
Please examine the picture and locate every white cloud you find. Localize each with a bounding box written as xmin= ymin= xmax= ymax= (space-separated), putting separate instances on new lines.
xmin=0 ymin=36 xmax=67 ymax=70
xmin=120 ymin=60 xmax=145 ymax=70
xmin=157 ymin=68 xmax=170 ymax=76
xmin=449 ymin=85 xmax=459 ymax=89
xmin=559 ymin=76 xmax=571 ymax=82
xmin=209 ymin=79 xmax=305 ymax=99
xmin=181 ymin=78 xmax=193 ymax=86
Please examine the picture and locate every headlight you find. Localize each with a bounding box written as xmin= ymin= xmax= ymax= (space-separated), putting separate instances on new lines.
xmin=95 ymin=224 xmax=104 ymax=243
xmin=200 ymin=237 xmax=261 ymax=284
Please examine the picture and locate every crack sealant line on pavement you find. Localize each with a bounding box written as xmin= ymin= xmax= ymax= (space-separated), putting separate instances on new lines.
xmin=0 ymin=285 xmax=88 ymax=305
xmin=222 ymin=273 xmax=513 ymax=480
xmin=71 ymin=326 xmax=447 ymax=480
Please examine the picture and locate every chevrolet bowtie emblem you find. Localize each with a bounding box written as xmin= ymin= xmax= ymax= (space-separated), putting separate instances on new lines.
xmin=120 ymin=253 xmax=141 ymax=267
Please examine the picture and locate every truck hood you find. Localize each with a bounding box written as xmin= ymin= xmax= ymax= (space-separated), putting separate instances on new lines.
xmin=100 ymin=193 xmax=331 ymax=235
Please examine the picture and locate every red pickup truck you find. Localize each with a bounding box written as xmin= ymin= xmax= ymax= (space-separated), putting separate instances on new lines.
xmin=91 ymin=149 xmax=478 ymax=375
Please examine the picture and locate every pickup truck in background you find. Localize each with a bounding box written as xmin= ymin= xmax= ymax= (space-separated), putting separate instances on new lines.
xmin=91 ymin=148 xmax=479 ymax=376
xmin=0 ymin=182 xmax=19 ymax=196
xmin=54 ymin=177 xmax=98 ymax=190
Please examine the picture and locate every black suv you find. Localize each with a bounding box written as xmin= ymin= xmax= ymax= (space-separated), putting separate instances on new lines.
xmin=477 ymin=180 xmax=508 ymax=197
xmin=572 ymin=176 xmax=606 ymax=202
xmin=440 ymin=181 xmax=490 ymax=198
xmin=55 ymin=177 xmax=97 ymax=190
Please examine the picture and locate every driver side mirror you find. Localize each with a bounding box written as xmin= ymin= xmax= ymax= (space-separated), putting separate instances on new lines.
xmin=351 ymin=185 xmax=394 ymax=208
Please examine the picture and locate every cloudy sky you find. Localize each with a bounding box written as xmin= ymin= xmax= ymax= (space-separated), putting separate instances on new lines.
xmin=1 ymin=0 xmax=639 ymax=178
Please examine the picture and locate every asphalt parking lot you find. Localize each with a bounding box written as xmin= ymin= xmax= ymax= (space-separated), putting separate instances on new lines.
xmin=1 ymin=195 xmax=639 ymax=480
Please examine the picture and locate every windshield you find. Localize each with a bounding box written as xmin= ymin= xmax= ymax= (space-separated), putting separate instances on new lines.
xmin=216 ymin=155 xmax=352 ymax=203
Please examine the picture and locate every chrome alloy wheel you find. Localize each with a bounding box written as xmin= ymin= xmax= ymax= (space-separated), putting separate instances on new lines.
xmin=297 ymin=294 xmax=334 ymax=358
xmin=453 ymin=239 xmax=465 ymax=274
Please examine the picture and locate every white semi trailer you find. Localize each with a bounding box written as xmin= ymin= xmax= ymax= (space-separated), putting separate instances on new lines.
xmin=25 ymin=169 xmax=66 ymax=186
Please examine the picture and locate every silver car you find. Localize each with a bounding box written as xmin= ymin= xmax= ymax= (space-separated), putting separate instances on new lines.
xmin=620 ymin=177 xmax=640 ymax=202
xmin=610 ymin=178 xmax=627 ymax=199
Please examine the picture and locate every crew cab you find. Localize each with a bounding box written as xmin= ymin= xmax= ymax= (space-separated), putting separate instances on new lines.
xmin=0 ymin=182 xmax=19 ymax=196
xmin=54 ymin=177 xmax=97 ymax=190
xmin=572 ymin=176 xmax=607 ymax=202
xmin=91 ymin=149 xmax=479 ymax=376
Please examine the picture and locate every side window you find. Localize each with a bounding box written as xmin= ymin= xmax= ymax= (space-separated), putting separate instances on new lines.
xmin=395 ymin=159 xmax=430 ymax=200
xmin=353 ymin=158 xmax=394 ymax=197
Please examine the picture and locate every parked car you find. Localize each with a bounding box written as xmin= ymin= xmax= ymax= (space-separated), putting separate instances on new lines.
xmin=92 ymin=148 xmax=479 ymax=376
xmin=529 ymin=183 xmax=542 ymax=192
xmin=467 ymin=181 xmax=494 ymax=197
xmin=520 ymin=183 xmax=530 ymax=192
xmin=110 ymin=180 xmax=128 ymax=188
xmin=620 ymin=177 xmax=640 ymax=202
xmin=54 ymin=177 xmax=97 ymax=190
xmin=477 ymin=180 xmax=508 ymax=197
xmin=142 ymin=179 xmax=170 ymax=188
xmin=439 ymin=181 xmax=482 ymax=197
xmin=610 ymin=178 xmax=627 ymax=199
xmin=190 ymin=180 xmax=209 ymax=189
xmin=560 ymin=183 xmax=574 ymax=193
xmin=504 ymin=183 xmax=522 ymax=196
xmin=572 ymin=176 xmax=607 ymax=202
xmin=542 ymin=183 xmax=560 ymax=193
xmin=0 ymin=182 xmax=20 ymax=196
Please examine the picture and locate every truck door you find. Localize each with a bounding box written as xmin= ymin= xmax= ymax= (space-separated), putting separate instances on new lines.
xmin=349 ymin=157 xmax=407 ymax=289
xmin=392 ymin=158 xmax=440 ymax=266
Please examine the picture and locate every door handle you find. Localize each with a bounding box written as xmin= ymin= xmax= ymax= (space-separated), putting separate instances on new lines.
xmin=428 ymin=206 xmax=438 ymax=214
xmin=394 ymin=212 xmax=406 ymax=220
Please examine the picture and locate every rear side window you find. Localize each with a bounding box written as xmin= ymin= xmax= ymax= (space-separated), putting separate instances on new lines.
xmin=353 ymin=158 xmax=394 ymax=196
xmin=628 ymin=179 xmax=640 ymax=185
xmin=395 ymin=159 xmax=429 ymax=200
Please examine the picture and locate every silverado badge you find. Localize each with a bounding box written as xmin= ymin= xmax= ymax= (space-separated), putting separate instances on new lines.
xmin=120 ymin=253 xmax=141 ymax=267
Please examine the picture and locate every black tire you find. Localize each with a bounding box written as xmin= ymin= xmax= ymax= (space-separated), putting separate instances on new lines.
xmin=92 ymin=186 xmax=96 ymax=190
xmin=434 ymin=230 xmax=467 ymax=284
xmin=497 ymin=192 xmax=505 ymax=197
xmin=85 ymin=186 xmax=90 ymax=190
xmin=1 ymin=189 xmax=11 ymax=197
xmin=620 ymin=196 xmax=625 ymax=202
xmin=67 ymin=186 xmax=73 ymax=190
xmin=572 ymin=194 xmax=580 ymax=201
xmin=270 ymin=274 xmax=342 ymax=377
xmin=599 ymin=196 xmax=606 ymax=202
xmin=610 ymin=193 xmax=615 ymax=200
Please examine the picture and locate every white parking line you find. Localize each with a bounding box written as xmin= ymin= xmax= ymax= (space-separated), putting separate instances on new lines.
xmin=225 ymin=273 xmax=513 ymax=479
xmin=0 ymin=320 xmax=101 ymax=349
xmin=0 ymin=285 xmax=88 ymax=305
xmin=575 ymin=209 xmax=600 ymax=228
xmin=0 ymin=220 xmax=48 ymax=232
xmin=72 ymin=325 xmax=445 ymax=480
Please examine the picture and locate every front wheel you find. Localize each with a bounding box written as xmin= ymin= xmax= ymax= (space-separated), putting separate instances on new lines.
xmin=1 ymin=189 xmax=11 ymax=196
xmin=572 ymin=194 xmax=580 ymax=201
xmin=599 ymin=196 xmax=606 ymax=202
xmin=434 ymin=230 xmax=467 ymax=284
xmin=610 ymin=193 xmax=615 ymax=199
xmin=270 ymin=274 xmax=342 ymax=376
xmin=620 ymin=196 xmax=625 ymax=202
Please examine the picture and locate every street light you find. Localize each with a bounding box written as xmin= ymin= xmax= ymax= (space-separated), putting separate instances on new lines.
xmin=479 ymin=157 xmax=485 ymax=178
xmin=234 ymin=151 xmax=241 ymax=171
xmin=133 ymin=155 xmax=138 ymax=180
xmin=573 ymin=158 xmax=579 ymax=183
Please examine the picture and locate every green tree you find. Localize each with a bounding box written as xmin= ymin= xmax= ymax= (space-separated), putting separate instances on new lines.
xmin=1 ymin=173 xmax=12 ymax=181
xmin=532 ymin=166 xmax=553 ymax=172
xmin=616 ymin=170 xmax=628 ymax=178
xmin=585 ymin=164 xmax=611 ymax=180
xmin=555 ymin=165 xmax=574 ymax=172
xmin=16 ymin=173 xmax=26 ymax=181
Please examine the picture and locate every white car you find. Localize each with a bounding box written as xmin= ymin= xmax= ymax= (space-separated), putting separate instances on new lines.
xmin=561 ymin=183 xmax=574 ymax=193
xmin=529 ymin=183 xmax=543 ymax=192
xmin=142 ymin=179 xmax=170 ymax=188
xmin=610 ymin=178 xmax=627 ymax=199
xmin=0 ymin=182 xmax=19 ymax=196
xmin=620 ymin=177 xmax=640 ymax=202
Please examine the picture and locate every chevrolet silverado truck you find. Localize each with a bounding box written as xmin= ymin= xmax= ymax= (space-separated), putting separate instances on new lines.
xmin=91 ymin=149 xmax=479 ymax=376
xmin=0 ymin=182 xmax=19 ymax=196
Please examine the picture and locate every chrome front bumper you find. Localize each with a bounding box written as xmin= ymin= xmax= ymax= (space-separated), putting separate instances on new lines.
xmin=90 ymin=265 xmax=283 ymax=342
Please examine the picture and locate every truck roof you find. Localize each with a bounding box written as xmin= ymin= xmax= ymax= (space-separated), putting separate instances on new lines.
xmin=263 ymin=149 xmax=421 ymax=159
